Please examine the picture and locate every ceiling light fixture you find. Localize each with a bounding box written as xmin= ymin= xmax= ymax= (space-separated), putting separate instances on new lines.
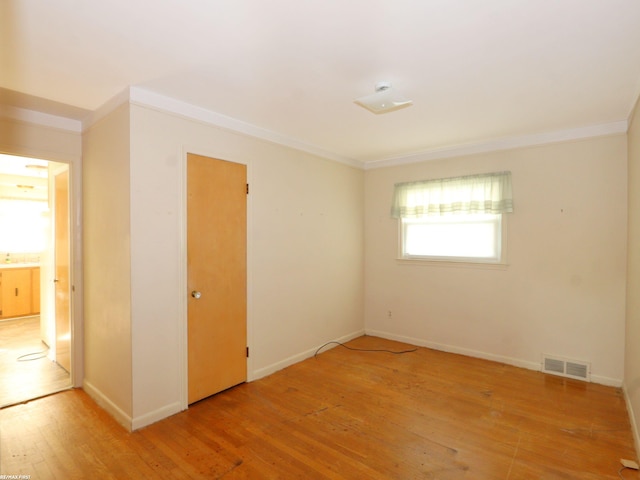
xmin=25 ymin=164 xmax=48 ymax=178
xmin=354 ymin=81 xmax=413 ymax=114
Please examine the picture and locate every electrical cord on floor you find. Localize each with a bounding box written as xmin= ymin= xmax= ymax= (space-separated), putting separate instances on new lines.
xmin=17 ymin=348 xmax=49 ymax=362
xmin=618 ymin=465 xmax=638 ymax=479
xmin=314 ymin=341 xmax=418 ymax=358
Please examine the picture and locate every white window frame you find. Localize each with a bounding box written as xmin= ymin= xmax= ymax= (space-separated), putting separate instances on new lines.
xmin=398 ymin=213 xmax=508 ymax=265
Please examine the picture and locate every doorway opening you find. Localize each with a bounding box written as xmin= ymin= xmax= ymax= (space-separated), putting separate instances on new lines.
xmin=0 ymin=153 xmax=72 ymax=407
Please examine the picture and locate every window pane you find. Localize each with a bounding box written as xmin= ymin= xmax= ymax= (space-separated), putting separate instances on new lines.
xmin=0 ymin=199 xmax=49 ymax=253
xmin=403 ymin=214 xmax=501 ymax=260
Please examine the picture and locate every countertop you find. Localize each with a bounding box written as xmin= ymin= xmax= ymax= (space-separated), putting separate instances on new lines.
xmin=0 ymin=263 xmax=40 ymax=269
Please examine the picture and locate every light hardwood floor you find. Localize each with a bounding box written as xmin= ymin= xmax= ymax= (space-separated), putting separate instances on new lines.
xmin=1 ymin=336 xmax=638 ymax=479
xmin=0 ymin=316 xmax=71 ymax=408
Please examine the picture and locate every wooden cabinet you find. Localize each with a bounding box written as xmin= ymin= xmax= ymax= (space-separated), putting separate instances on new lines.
xmin=0 ymin=267 xmax=40 ymax=319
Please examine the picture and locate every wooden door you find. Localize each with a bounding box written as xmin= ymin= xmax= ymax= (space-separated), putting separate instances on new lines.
xmin=54 ymin=169 xmax=71 ymax=373
xmin=187 ymin=154 xmax=247 ymax=404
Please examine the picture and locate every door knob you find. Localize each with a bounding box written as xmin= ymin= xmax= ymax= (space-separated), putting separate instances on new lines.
xmin=191 ymin=291 xmax=202 ymax=299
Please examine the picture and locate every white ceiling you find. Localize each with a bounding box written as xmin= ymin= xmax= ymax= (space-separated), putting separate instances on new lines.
xmin=2 ymin=0 xmax=640 ymax=165
xmin=0 ymin=154 xmax=48 ymax=201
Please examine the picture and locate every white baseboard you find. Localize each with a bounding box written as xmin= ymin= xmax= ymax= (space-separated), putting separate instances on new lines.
xmin=250 ymin=329 xmax=365 ymax=381
xmin=365 ymin=328 xmax=623 ymax=387
xmin=623 ymin=385 xmax=640 ymax=459
xmin=83 ymin=380 xmax=132 ymax=431
xmin=131 ymin=401 xmax=183 ymax=431
xmin=366 ymin=328 xmax=540 ymax=371
xmin=591 ymin=374 xmax=623 ymax=388
xmin=84 ymin=380 xmax=183 ymax=431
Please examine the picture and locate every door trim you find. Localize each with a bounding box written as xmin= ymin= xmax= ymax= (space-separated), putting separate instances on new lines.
xmin=178 ymin=147 xmax=252 ymax=411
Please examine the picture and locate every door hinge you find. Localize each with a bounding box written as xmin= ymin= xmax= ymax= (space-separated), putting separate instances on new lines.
xmin=246 ymin=347 xmax=249 ymax=358
xmin=246 ymin=183 xmax=249 ymax=195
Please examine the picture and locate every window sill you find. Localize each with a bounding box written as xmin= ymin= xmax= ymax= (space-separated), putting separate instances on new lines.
xmin=396 ymin=257 xmax=510 ymax=270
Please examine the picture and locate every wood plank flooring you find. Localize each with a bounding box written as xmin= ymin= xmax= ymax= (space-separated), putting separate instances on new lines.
xmin=1 ymin=336 xmax=638 ymax=479
xmin=0 ymin=316 xmax=71 ymax=407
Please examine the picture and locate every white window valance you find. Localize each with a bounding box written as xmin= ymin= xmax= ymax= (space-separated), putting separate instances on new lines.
xmin=391 ymin=171 xmax=513 ymax=218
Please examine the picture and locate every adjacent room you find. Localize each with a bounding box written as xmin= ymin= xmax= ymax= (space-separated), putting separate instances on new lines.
xmin=2 ymin=1 xmax=640 ymax=478
xmin=0 ymin=154 xmax=73 ymax=408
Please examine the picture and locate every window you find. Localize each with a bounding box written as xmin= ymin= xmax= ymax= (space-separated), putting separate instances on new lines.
xmin=0 ymin=199 xmax=48 ymax=253
xmin=391 ymin=172 xmax=512 ymax=264
xmin=401 ymin=213 xmax=503 ymax=261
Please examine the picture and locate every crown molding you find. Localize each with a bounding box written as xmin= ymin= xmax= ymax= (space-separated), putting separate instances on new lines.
xmin=76 ymin=87 xmax=631 ymax=170
xmin=82 ymin=86 xmax=363 ymax=168
xmin=363 ymin=121 xmax=629 ymax=170
xmin=627 ymin=83 xmax=640 ymax=127
xmin=81 ymin=88 xmax=131 ymax=132
xmin=0 ymin=104 xmax=82 ymax=133
xmin=127 ymin=87 xmax=363 ymax=169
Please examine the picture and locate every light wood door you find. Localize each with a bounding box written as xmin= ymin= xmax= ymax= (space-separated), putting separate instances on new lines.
xmin=55 ymin=169 xmax=71 ymax=373
xmin=187 ymin=154 xmax=247 ymax=404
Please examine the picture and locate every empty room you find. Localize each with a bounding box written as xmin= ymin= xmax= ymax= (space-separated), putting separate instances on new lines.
xmin=2 ymin=1 xmax=640 ymax=478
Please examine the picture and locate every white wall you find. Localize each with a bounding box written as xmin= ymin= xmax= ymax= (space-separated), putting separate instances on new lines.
xmin=82 ymin=103 xmax=133 ymax=425
xmin=365 ymin=135 xmax=628 ymax=385
xmin=128 ymin=103 xmax=364 ymax=428
xmin=625 ymin=96 xmax=640 ymax=450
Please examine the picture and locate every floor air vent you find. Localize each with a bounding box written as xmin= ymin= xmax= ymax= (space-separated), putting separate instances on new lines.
xmin=542 ymin=354 xmax=590 ymax=381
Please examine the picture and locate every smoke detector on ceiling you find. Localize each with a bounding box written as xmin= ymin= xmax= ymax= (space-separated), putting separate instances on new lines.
xmin=354 ymin=81 xmax=413 ymax=114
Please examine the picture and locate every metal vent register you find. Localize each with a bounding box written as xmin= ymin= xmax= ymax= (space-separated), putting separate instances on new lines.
xmin=542 ymin=354 xmax=590 ymax=381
